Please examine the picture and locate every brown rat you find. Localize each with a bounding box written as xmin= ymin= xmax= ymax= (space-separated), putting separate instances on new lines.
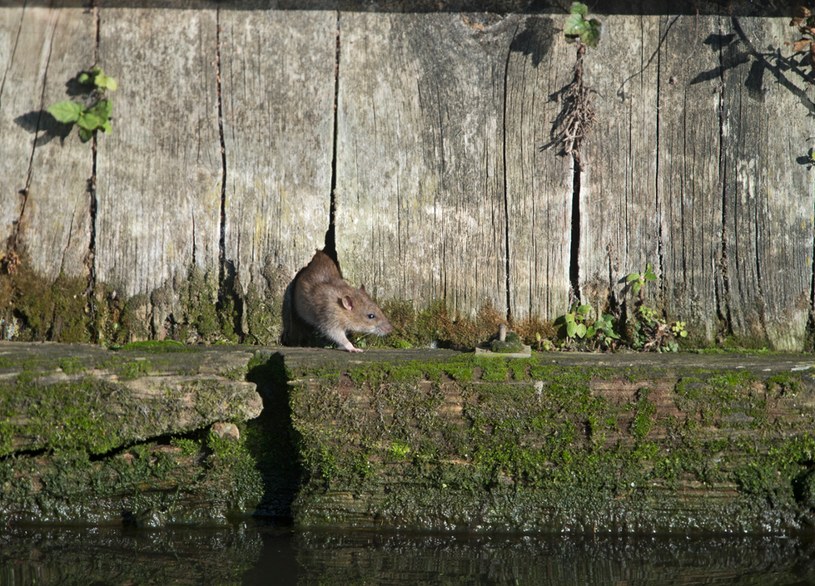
xmin=291 ymin=250 xmax=392 ymax=352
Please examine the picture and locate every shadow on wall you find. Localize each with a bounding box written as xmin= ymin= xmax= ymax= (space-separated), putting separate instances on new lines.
xmin=14 ymin=110 xmax=73 ymax=147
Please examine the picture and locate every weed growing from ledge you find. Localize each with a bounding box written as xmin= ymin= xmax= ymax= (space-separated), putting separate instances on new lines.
xmin=48 ymin=66 xmax=117 ymax=142
xmin=556 ymin=303 xmax=619 ymax=351
xmin=553 ymin=262 xmax=686 ymax=352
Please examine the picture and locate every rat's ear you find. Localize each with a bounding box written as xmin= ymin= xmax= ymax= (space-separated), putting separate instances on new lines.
xmin=341 ymin=295 xmax=355 ymax=311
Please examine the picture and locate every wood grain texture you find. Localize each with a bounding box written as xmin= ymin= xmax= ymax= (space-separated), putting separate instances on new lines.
xmin=0 ymin=3 xmax=94 ymax=281
xmin=579 ymin=15 xmax=661 ymax=310
xmin=335 ymin=12 xmax=519 ymax=317
xmin=0 ymin=7 xmax=811 ymax=348
xmin=219 ymin=5 xmax=335 ymax=296
xmin=0 ymin=5 xmax=42 ymax=254
xmin=656 ymin=15 xmax=724 ymax=341
xmin=95 ymin=2 xmax=222 ymax=324
xmin=719 ymin=17 xmax=814 ymax=350
xmin=505 ymin=15 xmax=573 ymax=320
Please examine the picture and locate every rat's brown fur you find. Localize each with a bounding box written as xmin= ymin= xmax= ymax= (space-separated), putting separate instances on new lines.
xmin=287 ymin=250 xmax=392 ymax=352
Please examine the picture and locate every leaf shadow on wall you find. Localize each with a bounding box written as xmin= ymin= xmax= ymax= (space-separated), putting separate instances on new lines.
xmin=14 ymin=110 xmax=73 ymax=147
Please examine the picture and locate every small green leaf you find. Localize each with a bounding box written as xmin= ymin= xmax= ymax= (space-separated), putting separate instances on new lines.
xmin=626 ymin=273 xmax=641 ymax=283
xmin=95 ymin=72 xmax=118 ymax=91
xmin=77 ymin=111 xmax=104 ymax=132
xmin=570 ymin=2 xmax=588 ymax=16
xmin=89 ymin=98 xmax=113 ymax=119
xmin=581 ymin=20 xmax=602 ymax=47
xmin=77 ymin=72 xmax=92 ymax=85
xmin=101 ymin=119 xmax=112 ymax=133
xmin=574 ymin=323 xmax=587 ymax=339
xmin=78 ymin=127 xmax=93 ymax=142
xmin=564 ymin=13 xmax=588 ymax=37
xmin=566 ymin=320 xmax=577 ymax=338
xmin=47 ymin=100 xmax=83 ymax=124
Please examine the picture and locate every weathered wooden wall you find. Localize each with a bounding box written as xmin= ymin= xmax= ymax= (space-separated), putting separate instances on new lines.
xmin=0 ymin=2 xmax=813 ymax=348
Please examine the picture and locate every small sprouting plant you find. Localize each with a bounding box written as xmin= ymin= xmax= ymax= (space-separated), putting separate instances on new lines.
xmin=556 ymin=303 xmax=620 ymax=351
xmin=48 ymin=66 xmax=117 ymax=142
xmin=564 ymin=2 xmax=602 ymax=48
xmin=622 ymin=264 xmax=685 ymax=353
xmin=625 ymin=263 xmax=657 ymax=299
xmin=804 ymin=147 xmax=815 ymax=169
xmin=552 ymin=262 xmax=687 ymax=353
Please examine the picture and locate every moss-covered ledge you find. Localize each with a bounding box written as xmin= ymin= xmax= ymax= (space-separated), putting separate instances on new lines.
xmin=0 ymin=341 xmax=264 ymax=526
xmin=272 ymin=348 xmax=815 ymax=534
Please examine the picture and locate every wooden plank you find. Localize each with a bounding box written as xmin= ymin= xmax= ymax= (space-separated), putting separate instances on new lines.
xmin=0 ymin=5 xmax=31 ymax=256
xmin=0 ymin=4 xmax=93 ymax=280
xmin=656 ymin=14 xmax=724 ymax=342
xmin=720 ymin=17 xmax=814 ymax=350
xmin=18 ymin=3 xmax=95 ymax=281
xmin=95 ymin=2 xmax=221 ymax=333
xmin=335 ymin=13 xmax=519 ymax=318
xmin=505 ymin=15 xmax=574 ymax=321
xmin=219 ymin=5 xmax=335 ymax=298
xmin=580 ymin=15 xmax=661 ymax=310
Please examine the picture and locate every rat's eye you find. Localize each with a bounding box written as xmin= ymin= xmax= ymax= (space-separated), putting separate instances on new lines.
xmin=367 ymin=313 xmax=376 ymax=320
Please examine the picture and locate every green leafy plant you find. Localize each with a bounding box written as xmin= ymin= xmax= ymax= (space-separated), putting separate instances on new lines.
xmin=556 ymin=303 xmax=620 ymax=351
xmin=625 ymin=263 xmax=657 ymax=298
xmin=622 ymin=264 xmax=684 ymax=353
xmin=564 ymin=2 xmax=602 ymax=48
xmin=551 ymin=262 xmax=687 ymax=353
xmin=48 ymin=66 xmax=117 ymax=142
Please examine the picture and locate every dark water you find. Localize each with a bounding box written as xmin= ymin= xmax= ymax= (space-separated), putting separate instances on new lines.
xmin=1 ymin=522 xmax=815 ymax=585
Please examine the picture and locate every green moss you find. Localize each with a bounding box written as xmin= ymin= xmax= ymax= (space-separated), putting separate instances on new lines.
xmin=171 ymin=436 xmax=202 ymax=456
xmin=388 ymin=441 xmax=412 ymax=460
xmin=114 ymin=358 xmax=152 ymax=380
xmin=631 ymin=389 xmax=656 ymax=440
xmin=490 ymin=332 xmax=524 ymax=353
xmin=286 ymin=352 xmax=815 ymax=533
xmin=244 ymin=283 xmax=282 ymax=345
xmin=119 ymin=340 xmax=188 ymax=352
xmin=58 ymin=357 xmax=86 ymax=375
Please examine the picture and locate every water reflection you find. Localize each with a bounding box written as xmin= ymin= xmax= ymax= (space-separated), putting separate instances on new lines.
xmin=1 ymin=523 xmax=814 ymax=585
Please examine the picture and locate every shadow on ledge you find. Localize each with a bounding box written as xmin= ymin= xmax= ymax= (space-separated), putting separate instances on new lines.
xmin=246 ymin=351 xmax=302 ymax=522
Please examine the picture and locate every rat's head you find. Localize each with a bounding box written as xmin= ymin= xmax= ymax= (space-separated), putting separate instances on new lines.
xmin=340 ymin=285 xmax=393 ymax=336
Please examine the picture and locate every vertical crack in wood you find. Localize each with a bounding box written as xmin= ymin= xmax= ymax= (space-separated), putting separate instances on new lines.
xmin=86 ymin=0 xmax=101 ymax=338
xmin=215 ymin=7 xmax=228 ymax=289
xmin=325 ymin=10 xmax=341 ymax=264
xmin=716 ymin=17 xmax=733 ymax=337
xmin=653 ymin=16 xmax=666 ymax=313
xmin=502 ymin=25 xmax=519 ymax=322
xmin=570 ymin=155 xmax=581 ymax=302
